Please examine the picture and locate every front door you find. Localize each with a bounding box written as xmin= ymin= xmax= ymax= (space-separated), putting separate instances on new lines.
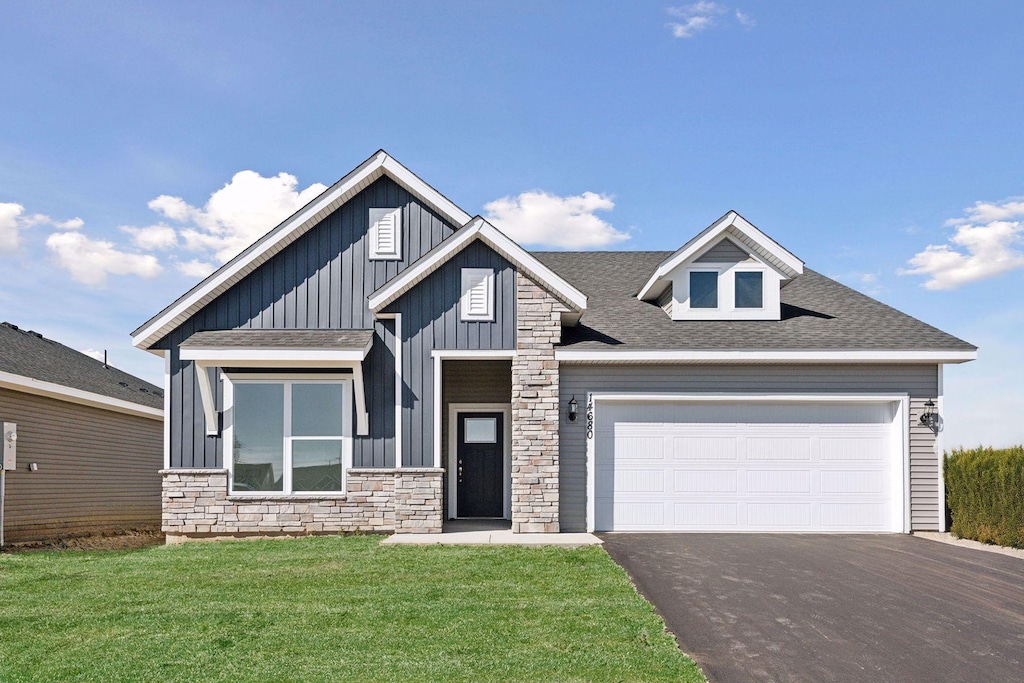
xmin=456 ymin=412 xmax=504 ymax=517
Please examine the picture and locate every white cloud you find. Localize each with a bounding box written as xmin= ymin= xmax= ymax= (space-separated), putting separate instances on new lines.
xmin=901 ymin=196 xmax=1024 ymax=290
xmin=81 ymin=348 xmax=105 ymax=362
xmin=483 ymin=190 xmax=629 ymax=249
xmin=735 ymin=9 xmax=756 ymax=28
xmin=666 ymin=3 xmax=753 ymax=38
xmin=0 ymin=202 xmax=25 ymax=252
xmin=54 ymin=217 xmax=84 ymax=230
xmin=46 ymin=231 xmax=163 ymax=286
xmin=176 ymin=258 xmax=216 ymax=279
xmin=121 ymin=224 xmax=178 ymax=250
xmin=151 ymin=171 xmax=327 ymax=263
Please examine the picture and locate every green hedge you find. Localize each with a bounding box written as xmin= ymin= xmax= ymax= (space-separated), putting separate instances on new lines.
xmin=945 ymin=446 xmax=1024 ymax=548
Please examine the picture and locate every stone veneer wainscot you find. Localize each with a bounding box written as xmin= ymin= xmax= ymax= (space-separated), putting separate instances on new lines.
xmin=161 ymin=468 xmax=443 ymax=541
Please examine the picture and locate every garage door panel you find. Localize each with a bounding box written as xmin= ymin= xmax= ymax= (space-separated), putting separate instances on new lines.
xmin=746 ymin=437 xmax=812 ymax=461
xmin=595 ymin=400 xmax=902 ymax=532
xmin=747 ymin=470 xmax=812 ymax=493
xmin=675 ymin=469 xmax=738 ymax=493
xmin=820 ymin=470 xmax=886 ymax=494
xmin=675 ymin=502 xmax=738 ymax=527
xmin=747 ymin=502 xmax=813 ymax=527
xmin=673 ymin=436 xmax=738 ymax=460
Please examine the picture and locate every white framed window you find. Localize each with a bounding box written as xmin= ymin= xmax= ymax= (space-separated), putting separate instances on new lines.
xmin=734 ymin=270 xmax=764 ymax=309
xmin=460 ymin=268 xmax=495 ymax=321
xmin=224 ymin=375 xmax=352 ymax=495
xmin=688 ymin=270 xmax=719 ymax=309
xmin=369 ymin=207 xmax=402 ymax=260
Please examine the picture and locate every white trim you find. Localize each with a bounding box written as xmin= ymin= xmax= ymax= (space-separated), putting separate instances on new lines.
xmin=447 ymin=403 xmax=513 ymax=520
xmin=0 ymin=369 xmax=163 ymax=421
xmin=555 ymin=349 xmax=979 ymax=364
xmin=179 ymin=345 xmax=371 ymax=365
xmin=937 ymin=364 xmax=946 ymax=532
xmin=583 ymin=391 xmax=910 ymax=534
xmin=430 ymin=349 xmax=516 ymax=360
xmin=163 ymin=351 xmax=171 ymax=469
xmin=377 ymin=313 xmax=403 ymax=468
xmin=222 ymin=374 xmax=353 ymax=497
xmin=638 ymin=210 xmax=804 ymax=301
xmin=368 ymin=217 xmax=587 ymax=314
xmin=132 ymin=150 xmax=472 ymax=350
xmin=194 ymin=364 xmax=218 ymax=436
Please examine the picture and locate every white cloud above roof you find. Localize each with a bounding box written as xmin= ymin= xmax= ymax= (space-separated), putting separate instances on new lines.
xmin=152 ymin=170 xmax=327 ymax=263
xmin=46 ymin=231 xmax=163 ymax=286
xmin=483 ymin=190 xmax=629 ymax=249
xmin=901 ymin=196 xmax=1024 ymax=290
xmin=0 ymin=203 xmax=25 ymax=252
xmin=121 ymin=224 xmax=178 ymax=250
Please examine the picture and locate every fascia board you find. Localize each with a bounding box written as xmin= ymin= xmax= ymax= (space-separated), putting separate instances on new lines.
xmin=0 ymin=370 xmax=163 ymax=420
xmin=554 ymin=349 xmax=979 ymax=364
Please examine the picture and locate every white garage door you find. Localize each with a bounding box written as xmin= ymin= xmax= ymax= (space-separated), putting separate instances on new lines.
xmin=594 ymin=400 xmax=904 ymax=532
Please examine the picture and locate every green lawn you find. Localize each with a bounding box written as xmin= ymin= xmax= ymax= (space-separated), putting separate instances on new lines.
xmin=0 ymin=536 xmax=704 ymax=682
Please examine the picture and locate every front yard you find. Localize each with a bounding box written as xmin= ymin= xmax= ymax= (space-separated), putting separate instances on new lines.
xmin=0 ymin=536 xmax=703 ymax=682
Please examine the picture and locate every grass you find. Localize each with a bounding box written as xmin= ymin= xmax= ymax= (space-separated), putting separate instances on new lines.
xmin=0 ymin=536 xmax=704 ymax=682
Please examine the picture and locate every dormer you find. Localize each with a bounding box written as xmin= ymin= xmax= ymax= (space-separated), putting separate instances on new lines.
xmin=637 ymin=211 xmax=804 ymax=321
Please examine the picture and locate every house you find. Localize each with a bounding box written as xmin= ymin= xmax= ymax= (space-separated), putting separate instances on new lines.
xmin=0 ymin=322 xmax=163 ymax=545
xmin=132 ymin=151 xmax=976 ymax=541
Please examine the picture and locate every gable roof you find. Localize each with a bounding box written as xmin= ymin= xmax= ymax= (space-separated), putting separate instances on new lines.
xmin=0 ymin=322 xmax=163 ymax=416
xmin=132 ymin=150 xmax=472 ymax=351
xmin=637 ymin=211 xmax=805 ymax=301
xmin=368 ymin=216 xmax=588 ymax=320
xmin=533 ymin=251 xmax=976 ymax=360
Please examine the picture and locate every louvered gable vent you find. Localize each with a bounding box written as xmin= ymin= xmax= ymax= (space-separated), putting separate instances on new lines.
xmin=369 ymin=207 xmax=402 ymax=260
xmin=460 ymin=268 xmax=494 ymax=321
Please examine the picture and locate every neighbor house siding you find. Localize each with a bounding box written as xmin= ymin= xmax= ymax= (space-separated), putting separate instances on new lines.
xmin=557 ymin=364 xmax=940 ymax=532
xmin=0 ymin=388 xmax=162 ymax=543
xmin=154 ymin=176 xmax=458 ymax=469
xmin=388 ymin=240 xmax=517 ymax=467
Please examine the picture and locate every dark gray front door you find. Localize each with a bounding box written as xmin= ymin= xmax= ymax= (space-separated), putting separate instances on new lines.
xmin=456 ymin=412 xmax=504 ymax=517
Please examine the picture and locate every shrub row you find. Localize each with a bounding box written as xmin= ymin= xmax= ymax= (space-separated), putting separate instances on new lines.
xmin=945 ymin=446 xmax=1024 ymax=548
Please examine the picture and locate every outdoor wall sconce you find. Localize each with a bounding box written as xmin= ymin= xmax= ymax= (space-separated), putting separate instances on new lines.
xmin=568 ymin=395 xmax=579 ymax=422
xmin=919 ymin=400 xmax=938 ymax=429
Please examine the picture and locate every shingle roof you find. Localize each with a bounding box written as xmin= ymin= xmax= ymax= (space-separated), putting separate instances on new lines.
xmin=532 ymin=251 xmax=976 ymax=352
xmin=0 ymin=322 xmax=163 ymax=408
xmin=179 ymin=329 xmax=375 ymax=349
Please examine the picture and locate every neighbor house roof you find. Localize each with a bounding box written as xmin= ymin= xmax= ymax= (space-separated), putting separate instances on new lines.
xmin=132 ymin=150 xmax=472 ymax=351
xmin=533 ymin=252 xmax=977 ymax=361
xmin=0 ymin=322 xmax=163 ymax=417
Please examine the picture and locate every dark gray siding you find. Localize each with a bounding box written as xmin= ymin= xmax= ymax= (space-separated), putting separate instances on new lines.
xmin=558 ymin=364 xmax=940 ymax=532
xmin=0 ymin=388 xmax=162 ymax=543
xmin=155 ymin=176 xmax=458 ymax=469
xmin=389 ymin=240 xmax=517 ymax=467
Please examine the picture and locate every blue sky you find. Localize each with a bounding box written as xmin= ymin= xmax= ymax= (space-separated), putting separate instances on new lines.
xmin=1 ymin=2 xmax=1021 ymax=448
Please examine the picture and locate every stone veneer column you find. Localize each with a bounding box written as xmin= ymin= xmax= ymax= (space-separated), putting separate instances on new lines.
xmin=511 ymin=272 xmax=569 ymax=533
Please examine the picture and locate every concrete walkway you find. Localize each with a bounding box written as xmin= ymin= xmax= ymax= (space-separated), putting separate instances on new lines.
xmin=382 ymin=520 xmax=601 ymax=546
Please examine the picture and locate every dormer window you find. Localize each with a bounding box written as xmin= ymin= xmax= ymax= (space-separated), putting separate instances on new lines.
xmin=369 ymin=207 xmax=402 ymax=260
xmin=689 ymin=271 xmax=718 ymax=309
xmin=735 ymin=271 xmax=763 ymax=309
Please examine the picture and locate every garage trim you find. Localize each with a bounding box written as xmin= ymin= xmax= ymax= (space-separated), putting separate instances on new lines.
xmin=584 ymin=392 xmax=911 ymax=533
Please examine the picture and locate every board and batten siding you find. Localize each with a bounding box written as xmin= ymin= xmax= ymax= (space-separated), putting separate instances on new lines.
xmin=557 ymin=364 xmax=941 ymax=532
xmin=387 ymin=240 xmax=517 ymax=467
xmin=153 ymin=176 xmax=458 ymax=469
xmin=0 ymin=388 xmax=162 ymax=543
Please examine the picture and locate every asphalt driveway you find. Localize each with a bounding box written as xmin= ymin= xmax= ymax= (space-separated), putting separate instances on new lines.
xmin=601 ymin=534 xmax=1024 ymax=682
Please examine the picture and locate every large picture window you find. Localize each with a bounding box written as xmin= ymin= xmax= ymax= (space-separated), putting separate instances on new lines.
xmin=229 ymin=378 xmax=349 ymax=494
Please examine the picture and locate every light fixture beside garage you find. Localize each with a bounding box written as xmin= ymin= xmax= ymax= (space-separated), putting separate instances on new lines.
xmin=568 ymin=395 xmax=578 ymax=422
xmin=919 ymin=400 xmax=938 ymax=429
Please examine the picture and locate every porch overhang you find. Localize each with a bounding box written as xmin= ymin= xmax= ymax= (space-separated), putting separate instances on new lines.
xmin=179 ymin=329 xmax=373 ymax=437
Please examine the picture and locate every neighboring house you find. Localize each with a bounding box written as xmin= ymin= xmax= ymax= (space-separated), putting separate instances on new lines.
xmin=0 ymin=322 xmax=163 ymax=544
xmin=133 ymin=151 xmax=976 ymax=541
